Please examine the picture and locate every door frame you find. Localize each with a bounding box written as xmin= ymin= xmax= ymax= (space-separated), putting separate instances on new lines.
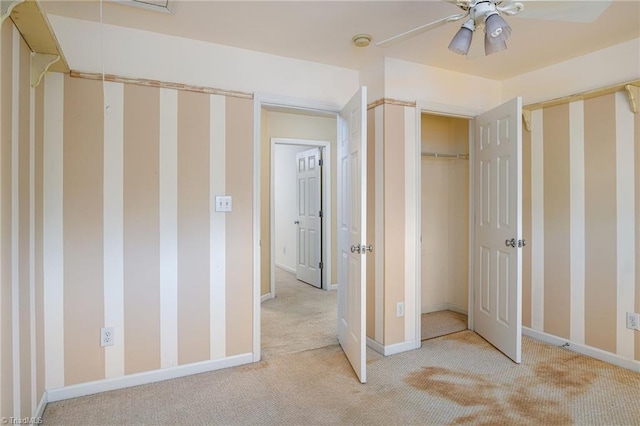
xmin=269 ymin=137 xmax=332 ymax=296
xmin=415 ymin=102 xmax=482 ymax=337
xmin=253 ymin=93 xmax=342 ymax=361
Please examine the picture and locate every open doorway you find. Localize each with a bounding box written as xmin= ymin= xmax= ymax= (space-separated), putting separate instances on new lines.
xmin=259 ymin=106 xmax=339 ymax=360
xmin=420 ymin=112 xmax=471 ymax=341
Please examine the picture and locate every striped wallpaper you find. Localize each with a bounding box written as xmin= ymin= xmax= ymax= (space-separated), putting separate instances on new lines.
xmin=1 ymin=22 xmax=45 ymax=419
xmin=39 ymin=74 xmax=255 ymax=389
xmin=523 ymin=92 xmax=640 ymax=361
xmin=366 ymin=102 xmax=418 ymax=348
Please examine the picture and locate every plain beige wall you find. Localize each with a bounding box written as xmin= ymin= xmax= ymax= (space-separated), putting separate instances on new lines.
xmin=260 ymin=109 xmax=337 ymax=296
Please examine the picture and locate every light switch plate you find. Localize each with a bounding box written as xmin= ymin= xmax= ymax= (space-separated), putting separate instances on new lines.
xmin=215 ymin=195 xmax=232 ymax=212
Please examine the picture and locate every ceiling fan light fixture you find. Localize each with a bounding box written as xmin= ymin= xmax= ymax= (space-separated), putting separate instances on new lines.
xmin=484 ymin=34 xmax=507 ymax=55
xmin=484 ymin=12 xmax=512 ymax=44
xmin=448 ymin=19 xmax=475 ymax=56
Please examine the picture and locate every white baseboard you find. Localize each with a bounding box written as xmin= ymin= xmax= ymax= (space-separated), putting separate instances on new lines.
xmin=523 ymin=327 xmax=640 ymax=373
xmin=367 ymin=337 xmax=385 ymax=355
xmin=367 ymin=337 xmax=420 ymax=356
xmin=34 ymin=392 xmax=48 ymax=419
xmin=261 ymin=292 xmax=272 ymax=302
xmin=327 ymin=282 xmax=338 ymax=291
xmin=274 ymin=263 xmax=296 ymax=274
xmin=422 ymin=303 xmax=468 ymax=316
xmin=46 ymin=353 xmax=254 ymax=402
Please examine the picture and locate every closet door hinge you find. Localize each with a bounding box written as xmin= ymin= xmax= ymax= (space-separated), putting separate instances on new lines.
xmin=319 ymin=210 xmax=323 ymax=218
xmin=319 ymin=262 xmax=324 ymax=269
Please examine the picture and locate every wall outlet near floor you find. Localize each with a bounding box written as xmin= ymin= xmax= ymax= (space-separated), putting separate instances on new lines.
xmin=396 ymin=302 xmax=405 ymax=317
xmin=626 ymin=312 xmax=640 ymax=330
xmin=101 ymin=327 xmax=115 ymax=347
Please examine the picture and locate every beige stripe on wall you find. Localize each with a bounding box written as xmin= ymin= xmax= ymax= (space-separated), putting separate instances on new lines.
xmin=63 ymin=75 xmax=105 ymax=386
xmin=123 ymin=84 xmax=161 ymax=374
xmin=225 ymin=96 xmax=253 ymax=356
xmin=1 ymin=21 xmax=14 ymax=417
xmin=34 ymin=82 xmax=45 ymax=402
xmin=366 ymin=107 xmax=376 ymax=339
xmin=177 ymin=91 xmax=211 ymax=365
xmin=522 ymin=119 xmax=532 ymax=328
xmin=383 ymin=104 xmax=405 ymax=345
xmin=635 ymin=101 xmax=640 ymax=362
xmin=542 ymin=104 xmax=571 ymax=339
xmin=584 ymin=94 xmax=617 ymax=354
xmin=18 ymin=35 xmax=31 ymax=416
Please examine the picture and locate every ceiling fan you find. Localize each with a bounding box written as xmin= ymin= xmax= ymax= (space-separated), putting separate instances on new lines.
xmin=376 ymin=0 xmax=613 ymax=56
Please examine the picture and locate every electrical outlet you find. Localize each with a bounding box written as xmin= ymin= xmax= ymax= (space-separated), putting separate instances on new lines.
xmin=626 ymin=312 xmax=640 ymax=330
xmin=101 ymin=327 xmax=114 ymax=347
xmin=396 ymin=302 xmax=405 ymax=317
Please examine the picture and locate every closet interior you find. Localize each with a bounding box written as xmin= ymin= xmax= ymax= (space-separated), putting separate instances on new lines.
xmin=420 ymin=113 xmax=470 ymax=340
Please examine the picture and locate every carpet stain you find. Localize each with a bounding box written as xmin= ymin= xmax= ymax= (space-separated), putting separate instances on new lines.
xmin=506 ymin=385 xmax=572 ymax=424
xmin=534 ymin=359 xmax=597 ymax=396
xmin=405 ymin=367 xmax=498 ymax=406
xmin=406 ymin=362 xmax=584 ymax=425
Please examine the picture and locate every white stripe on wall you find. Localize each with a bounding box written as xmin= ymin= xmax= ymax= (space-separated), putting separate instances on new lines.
xmin=404 ymin=106 xmax=416 ymax=343
xmin=374 ymin=106 xmax=384 ymax=343
xmin=159 ymin=88 xmax=178 ymax=369
xmin=569 ymin=100 xmax=586 ymax=344
xmin=614 ymin=91 xmax=636 ymax=359
xmin=530 ymin=109 xmax=544 ymax=331
xmin=11 ymin=25 xmax=21 ymax=416
xmin=103 ymin=81 xmax=125 ymax=378
xmin=210 ymin=94 xmax=226 ymax=360
xmin=43 ymin=72 xmax=65 ymax=390
xmin=29 ymin=82 xmax=37 ymax=412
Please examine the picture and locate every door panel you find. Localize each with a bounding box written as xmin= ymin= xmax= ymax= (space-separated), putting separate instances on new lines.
xmin=296 ymin=147 xmax=321 ymax=288
xmin=473 ymin=97 xmax=523 ymax=364
xmin=338 ymin=87 xmax=367 ymax=383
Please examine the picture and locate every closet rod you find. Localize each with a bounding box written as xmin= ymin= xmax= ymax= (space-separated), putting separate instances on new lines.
xmin=421 ymin=152 xmax=469 ymax=160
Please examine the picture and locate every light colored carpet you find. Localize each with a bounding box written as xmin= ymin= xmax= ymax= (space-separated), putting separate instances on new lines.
xmin=42 ymin=332 xmax=640 ymax=425
xmin=421 ymin=310 xmax=468 ymax=340
xmin=261 ymin=267 xmax=337 ymax=360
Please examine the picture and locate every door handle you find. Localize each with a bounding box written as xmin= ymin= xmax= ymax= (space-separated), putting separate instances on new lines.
xmin=294 ymin=220 xmax=300 ymax=225
xmin=351 ymin=244 xmax=373 ymax=254
xmin=505 ymin=238 xmax=526 ymax=248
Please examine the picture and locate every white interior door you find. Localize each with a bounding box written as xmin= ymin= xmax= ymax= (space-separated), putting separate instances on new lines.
xmin=337 ymin=87 xmax=367 ymax=383
xmin=473 ymin=97 xmax=523 ymax=363
xmin=296 ymin=147 xmax=322 ymax=288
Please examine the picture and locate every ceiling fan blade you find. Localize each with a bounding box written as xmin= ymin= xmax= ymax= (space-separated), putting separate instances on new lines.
xmin=511 ymin=0 xmax=612 ymax=23
xmin=376 ymin=12 xmax=468 ymax=48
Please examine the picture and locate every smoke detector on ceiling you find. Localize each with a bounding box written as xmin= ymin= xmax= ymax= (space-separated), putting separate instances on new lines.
xmin=352 ymin=34 xmax=372 ymax=48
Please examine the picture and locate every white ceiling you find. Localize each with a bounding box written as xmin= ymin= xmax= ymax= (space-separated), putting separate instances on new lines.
xmin=41 ymin=0 xmax=640 ymax=80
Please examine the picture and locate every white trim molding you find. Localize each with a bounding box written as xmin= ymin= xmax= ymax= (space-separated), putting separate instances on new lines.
xmin=46 ymin=353 xmax=254 ymax=402
xmin=421 ymin=304 xmax=469 ymax=316
xmin=366 ymin=337 xmax=420 ymax=356
xmin=523 ymin=327 xmax=640 ymax=373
